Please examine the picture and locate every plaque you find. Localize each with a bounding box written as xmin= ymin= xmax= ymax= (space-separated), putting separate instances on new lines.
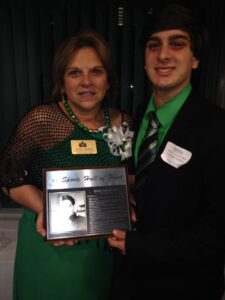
xmin=42 ymin=165 xmax=131 ymax=241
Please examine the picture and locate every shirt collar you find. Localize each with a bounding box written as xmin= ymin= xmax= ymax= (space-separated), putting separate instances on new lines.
xmin=149 ymin=83 xmax=192 ymax=127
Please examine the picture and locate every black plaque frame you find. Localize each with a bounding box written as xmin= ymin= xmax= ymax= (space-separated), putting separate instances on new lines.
xmin=42 ymin=165 xmax=131 ymax=241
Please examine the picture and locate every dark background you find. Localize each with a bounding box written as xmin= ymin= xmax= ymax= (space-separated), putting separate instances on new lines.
xmin=1 ymin=0 xmax=225 ymax=207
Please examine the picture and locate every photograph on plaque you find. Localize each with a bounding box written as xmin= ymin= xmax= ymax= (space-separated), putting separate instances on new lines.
xmin=43 ymin=166 xmax=131 ymax=241
xmin=48 ymin=191 xmax=87 ymax=234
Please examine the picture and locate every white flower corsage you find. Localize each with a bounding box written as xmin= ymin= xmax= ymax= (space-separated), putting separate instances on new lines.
xmin=100 ymin=122 xmax=134 ymax=161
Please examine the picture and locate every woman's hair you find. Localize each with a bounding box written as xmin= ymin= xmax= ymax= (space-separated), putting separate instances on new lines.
xmin=52 ymin=30 xmax=117 ymax=102
xmin=61 ymin=194 xmax=75 ymax=205
xmin=141 ymin=4 xmax=208 ymax=59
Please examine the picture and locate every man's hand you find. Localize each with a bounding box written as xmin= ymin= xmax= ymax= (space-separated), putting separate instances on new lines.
xmin=108 ymin=229 xmax=126 ymax=255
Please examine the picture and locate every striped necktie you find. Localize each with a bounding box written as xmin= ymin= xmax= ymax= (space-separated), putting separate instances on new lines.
xmin=135 ymin=111 xmax=161 ymax=189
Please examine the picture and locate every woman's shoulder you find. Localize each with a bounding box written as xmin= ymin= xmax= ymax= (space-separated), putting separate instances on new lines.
xmin=19 ymin=103 xmax=63 ymax=128
xmin=26 ymin=102 xmax=59 ymax=119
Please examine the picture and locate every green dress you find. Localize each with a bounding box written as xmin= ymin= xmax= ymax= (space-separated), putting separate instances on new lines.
xmin=0 ymin=103 xmax=133 ymax=300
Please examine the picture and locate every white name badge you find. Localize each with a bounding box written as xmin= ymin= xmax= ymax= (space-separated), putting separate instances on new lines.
xmin=161 ymin=141 xmax=192 ymax=168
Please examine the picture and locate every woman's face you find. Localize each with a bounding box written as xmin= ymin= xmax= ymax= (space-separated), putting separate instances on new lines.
xmin=62 ymin=47 xmax=109 ymax=113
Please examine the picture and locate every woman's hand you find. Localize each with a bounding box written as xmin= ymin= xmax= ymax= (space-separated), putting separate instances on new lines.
xmin=36 ymin=211 xmax=76 ymax=247
xmin=36 ymin=210 xmax=46 ymax=237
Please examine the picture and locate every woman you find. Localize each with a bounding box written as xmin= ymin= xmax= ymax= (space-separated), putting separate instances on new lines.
xmin=0 ymin=31 xmax=134 ymax=300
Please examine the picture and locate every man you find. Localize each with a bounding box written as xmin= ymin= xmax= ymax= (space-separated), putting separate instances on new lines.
xmin=52 ymin=194 xmax=87 ymax=233
xmin=108 ymin=4 xmax=225 ymax=300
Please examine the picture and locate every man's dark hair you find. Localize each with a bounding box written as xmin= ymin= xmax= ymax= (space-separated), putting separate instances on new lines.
xmin=141 ymin=3 xmax=208 ymax=59
xmin=61 ymin=194 xmax=75 ymax=205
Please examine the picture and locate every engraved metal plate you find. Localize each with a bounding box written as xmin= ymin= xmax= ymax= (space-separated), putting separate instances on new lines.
xmin=42 ymin=166 xmax=131 ymax=241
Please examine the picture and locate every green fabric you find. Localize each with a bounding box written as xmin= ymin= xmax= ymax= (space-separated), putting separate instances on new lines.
xmin=13 ymin=124 xmax=122 ymax=300
xmin=134 ymin=83 xmax=192 ymax=164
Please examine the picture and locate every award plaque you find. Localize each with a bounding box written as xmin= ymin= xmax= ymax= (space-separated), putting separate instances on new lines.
xmin=42 ymin=165 xmax=131 ymax=241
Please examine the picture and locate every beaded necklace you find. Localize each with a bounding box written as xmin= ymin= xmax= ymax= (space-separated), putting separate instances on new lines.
xmin=63 ymin=100 xmax=110 ymax=133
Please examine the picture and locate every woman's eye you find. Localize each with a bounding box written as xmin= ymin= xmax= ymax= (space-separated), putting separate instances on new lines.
xmin=66 ymin=69 xmax=81 ymax=77
xmin=92 ymin=68 xmax=104 ymax=75
xmin=69 ymin=70 xmax=80 ymax=77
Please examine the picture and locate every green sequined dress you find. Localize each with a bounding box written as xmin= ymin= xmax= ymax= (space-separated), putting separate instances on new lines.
xmin=0 ymin=102 xmax=133 ymax=300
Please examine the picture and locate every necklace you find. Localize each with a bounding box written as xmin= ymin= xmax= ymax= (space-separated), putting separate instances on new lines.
xmin=63 ymin=100 xmax=110 ymax=133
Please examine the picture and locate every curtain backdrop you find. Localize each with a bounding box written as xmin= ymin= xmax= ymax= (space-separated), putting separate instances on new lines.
xmin=1 ymin=0 xmax=225 ymax=152
xmin=0 ymin=0 xmax=148 ymax=152
xmin=1 ymin=0 xmax=225 ymax=206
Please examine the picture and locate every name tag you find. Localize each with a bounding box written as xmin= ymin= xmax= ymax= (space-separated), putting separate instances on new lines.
xmin=71 ymin=140 xmax=97 ymax=155
xmin=161 ymin=141 xmax=192 ymax=168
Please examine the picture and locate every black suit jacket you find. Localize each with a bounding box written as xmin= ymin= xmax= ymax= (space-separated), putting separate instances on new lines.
xmin=126 ymin=91 xmax=225 ymax=300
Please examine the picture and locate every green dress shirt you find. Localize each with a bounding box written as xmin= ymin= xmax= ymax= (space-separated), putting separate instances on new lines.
xmin=134 ymin=83 xmax=192 ymax=165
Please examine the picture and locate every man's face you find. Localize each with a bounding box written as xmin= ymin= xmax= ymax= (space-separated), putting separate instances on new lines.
xmin=145 ymin=29 xmax=199 ymax=97
xmin=61 ymin=199 xmax=75 ymax=218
